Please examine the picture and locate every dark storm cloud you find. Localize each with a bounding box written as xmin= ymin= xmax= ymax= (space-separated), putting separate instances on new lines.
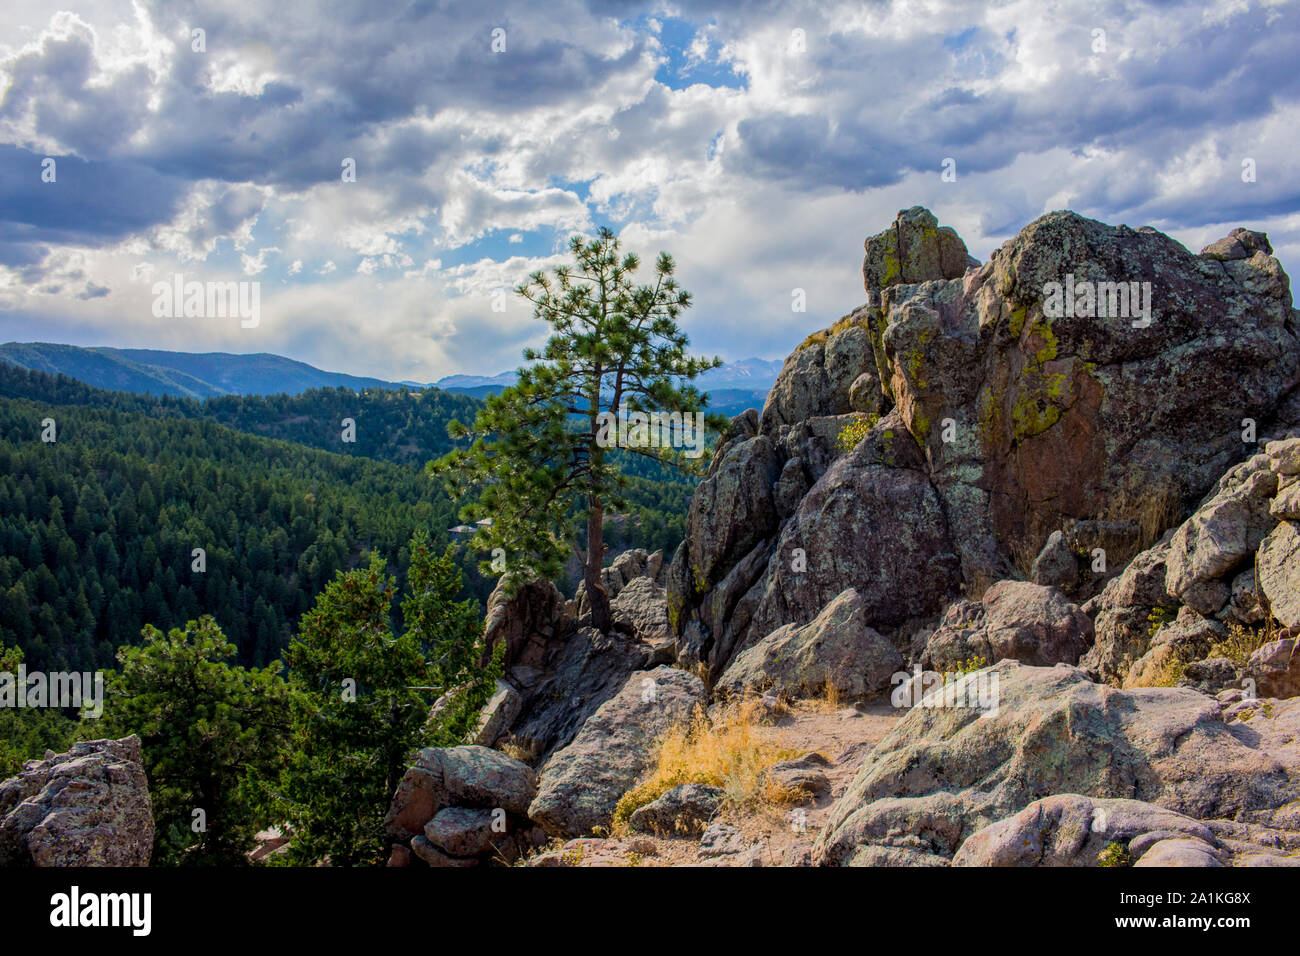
xmin=0 ymin=145 xmax=188 ymax=245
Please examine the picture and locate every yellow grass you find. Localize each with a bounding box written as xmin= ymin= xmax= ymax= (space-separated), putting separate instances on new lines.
xmin=610 ymin=697 xmax=799 ymax=834
xmin=1211 ymin=622 xmax=1269 ymax=667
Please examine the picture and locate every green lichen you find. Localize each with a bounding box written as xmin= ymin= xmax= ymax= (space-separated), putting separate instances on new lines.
xmin=1032 ymin=318 xmax=1059 ymax=366
xmin=881 ymin=243 xmax=901 ymax=287
xmin=691 ymin=560 xmax=708 ymax=595
xmin=1009 ymin=305 xmax=1028 ymax=337
xmin=1011 ymin=390 xmax=1061 ymax=439
xmin=1008 ymin=312 xmax=1067 ymax=441
xmin=867 ymin=308 xmax=895 ymax=402
xmin=799 ymin=311 xmax=870 ymax=350
xmin=905 ymin=327 xmax=933 ymax=389
xmin=912 ymin=412 xmax=931 ymax=447
xmin=977 ymin=382 xmax=1005 ymax=448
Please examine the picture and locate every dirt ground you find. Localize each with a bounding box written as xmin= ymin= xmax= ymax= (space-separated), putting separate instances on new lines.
xmin=527 ymin=699 xmax=899 ymax=867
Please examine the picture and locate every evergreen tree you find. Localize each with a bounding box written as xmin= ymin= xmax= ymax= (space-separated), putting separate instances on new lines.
xmin=100 ymin=617 xmax=290 ymax=866
xmin=0 ymin=641 xmax=77 ymax=779
xmin=280 ymin=532 xmax=493 ymax=866
xmin=433 ymin=227 xmax=724 ymax=629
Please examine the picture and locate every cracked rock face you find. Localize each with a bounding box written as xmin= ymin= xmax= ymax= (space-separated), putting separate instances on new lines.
xmin=0 ymin=736 xmax=154 ymax=867
xmin=667 ymin=206 xmax=1300 ymax=682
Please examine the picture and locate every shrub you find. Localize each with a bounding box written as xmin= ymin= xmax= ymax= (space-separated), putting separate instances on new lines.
xmin=1097 ymin=842 xmax=1131 ymax=867
xmin=1211 ymin=622 xmax=1269 ymax=667
xmin=1146 ymin=606 xmax=1174 ymax=638
xmin=834 ymin=414 xmax=880 ymax=453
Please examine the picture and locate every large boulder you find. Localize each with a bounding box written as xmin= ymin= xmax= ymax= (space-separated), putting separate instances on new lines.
xmin=717 ymin=587 xmax=903 ymax=701
xmin=610 ymin=576 xmax=674 ymax=661
xmin=814 ymin=660 xmax=1300 ymax=866
xmin=740 ymin=412 xmax=962 ymax=652
xmin=1083 ymin=534 xmax=1176 ymax=685
xmin=470 ymin=680 xmax=522 ymax=747
xmin=862 ymin=205 xmax=975 ymax=295
xmin=923 ymin=580 xmax=1092 ymax=670
xmin=528 ymin=666 xmax=707 ymax=837
xmin=760 ymin=310 xmax=883 ymax=435
xmin=1030 ymin=530 xmax=1079 ymax=591
xmin=385 ymin=745 xmax=537 ymax=844
xmin=1123 ymin=607 xmax=1226 ymax=688
xmin=482 ymin=578 xmax=570 ymax=675
xmin=952 ymin=794 xmax=1223 ymax=867
xmin=1164 ymin=457 xmax=1277 ymax=615
xmin=1259 ymin=521 xmax=1300 ymax=628
xmin=878 ymin=210 xmax=1297 ymax=591
xmin=678 ymin=433 xmax=782 ymax=600
xmin=1248 ymin=638 xmax=1300 ymax=699
xmin=506 ymin=626 xmax=657 ymax=761
xmin=628 ymin=783 xmax=723 ymax=836
xmin=0 ymin=736 xmax=154 ymax=867
xmin=423 ymin=807 xmax=505 ymax=858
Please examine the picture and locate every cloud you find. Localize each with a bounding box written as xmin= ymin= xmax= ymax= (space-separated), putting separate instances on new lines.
xmin=0 ymin=0 xmax=1296 ymax=381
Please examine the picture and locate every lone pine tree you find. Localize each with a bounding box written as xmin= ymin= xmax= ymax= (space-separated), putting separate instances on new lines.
xmin=433 ymin=228 xmax=724 ymax=631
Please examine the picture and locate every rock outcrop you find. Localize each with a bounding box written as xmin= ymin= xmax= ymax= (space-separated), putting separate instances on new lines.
xmin=462 ymin=205 xmax=1300 ymax=870
xmin=0 ymin=736 xmax=154 ymax=867
xmin=384 ymin=745 xmax=542 ymax=867
xmin=952 ymin=795 xmax=1226 ymax=867
xmin=813 ymin=661 xmax=1300 ymax=866
xmin=921 ymin=580 xmax=1092 ymax=670
xmin=1084 ymin=437 xmax=1300 ymax=692
xmin=482 ymin=552 xmax=674 ymax=760
xmin=717 ymin=587 xmax=903 ymax=701
xmin=667 ymin=206 xmax=1300 ymax=685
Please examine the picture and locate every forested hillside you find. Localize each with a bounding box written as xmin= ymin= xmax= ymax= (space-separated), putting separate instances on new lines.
xmin=0 ymin=363 xmax=697 ymax=556
xmin=0 ymin=362 xmax=479 ymax=465
xmin=0 ymin=364 xmax=697 ymax=675
xmin=0 ymin=389 xmax=480 ymax=674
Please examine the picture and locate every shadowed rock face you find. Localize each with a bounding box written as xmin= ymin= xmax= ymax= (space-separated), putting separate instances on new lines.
xmin=528 ymin=666 xmax=707 ymax=838
xmin=716 ymin=587 xmax=904 ymax=701
xmin=0 ymin=736 xmax=154 ymax=867
xmin=668 ymin=206 xmax=1300 ymax=680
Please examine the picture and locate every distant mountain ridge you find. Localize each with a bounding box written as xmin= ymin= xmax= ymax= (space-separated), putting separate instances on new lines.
xmin=0 ymin=342 xmax=401 ymax=399
xmin=0 ymin=343 xmax=781 ymax=412
xmin=432 ymin=357 xmax=782 ymax=394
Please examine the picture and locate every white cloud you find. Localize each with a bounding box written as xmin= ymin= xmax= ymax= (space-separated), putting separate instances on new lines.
xmin=0 ymin=0 xmax=1296 ymax=381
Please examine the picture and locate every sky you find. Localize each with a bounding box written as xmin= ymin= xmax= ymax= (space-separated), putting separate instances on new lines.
xmin=1 ymin=0 xmax=1298 ymax=382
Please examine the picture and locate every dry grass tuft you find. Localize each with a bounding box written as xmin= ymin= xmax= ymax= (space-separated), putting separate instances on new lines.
xmin=1211 ymin=621 xmax=1271 ymax=667
xmin=610 ymin=697 xmax=798 ymax=834
xmin=497 ymin=735 xmax=540 ymax=765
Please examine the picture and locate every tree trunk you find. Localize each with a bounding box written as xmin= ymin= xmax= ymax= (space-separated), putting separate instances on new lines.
xmin=585 ymin=494 xmax=611 ymax=632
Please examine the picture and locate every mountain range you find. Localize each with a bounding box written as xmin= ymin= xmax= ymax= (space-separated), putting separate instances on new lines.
xmin=0 ymin=342 xmax=781 ymax=410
